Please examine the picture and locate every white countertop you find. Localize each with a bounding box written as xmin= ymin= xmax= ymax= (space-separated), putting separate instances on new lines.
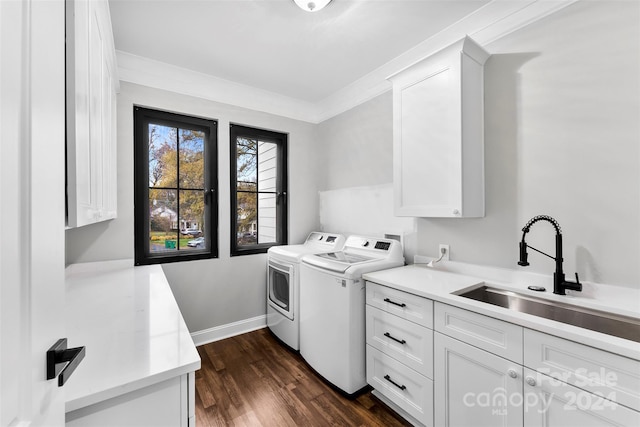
xmin=363 ymin=263 xmax=640 ymax=361
xmin=64 ymin=260 xmax=201 ymax=412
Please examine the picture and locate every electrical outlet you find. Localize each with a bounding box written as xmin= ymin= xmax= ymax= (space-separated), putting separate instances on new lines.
xmin=439 ymin=244 xmax=450 ymax=261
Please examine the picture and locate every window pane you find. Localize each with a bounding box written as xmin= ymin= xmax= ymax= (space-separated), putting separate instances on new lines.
xmin=258 ymin=141 xmax=277 ymax=192
xmin=258 ymin=193 xmax=277 ymax=244
xmin=149 ymin=189 xmax=178 ymax=253
xmin=178 ymin=190 xmax=205 ymax=249
xmin=237 ymin=137 xmax=257 ymax=191
xmin=148 ymin=124 xmax=177 ymax=188
xmin=236 ymin=191 xmax=257 ymax=246
xmin=179 ymin=129 xmax=205 ymax=189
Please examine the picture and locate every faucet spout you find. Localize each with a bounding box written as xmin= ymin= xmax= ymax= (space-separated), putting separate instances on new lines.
xmin=518 ymin=215 xmax=581 ymax=295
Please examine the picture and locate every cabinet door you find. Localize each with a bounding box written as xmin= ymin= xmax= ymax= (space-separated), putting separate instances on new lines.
xmin=523 ymin=368 xmax=640 ymax=426
xmin=393 ymin=59 xmax=461 ymax=217
xmin=66 ymin=0 xmax=117 ymax=227
xmin=65 ymin=375 xmax=188 ymax=426
xmin=390 ymin=36 xmax=488 ymax=218
xmin=434 ymin=332 xmax=523 ymax=427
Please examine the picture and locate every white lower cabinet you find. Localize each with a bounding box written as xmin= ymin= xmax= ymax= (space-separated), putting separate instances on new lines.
xmin=66 ymin=372 xmax=196 ymax=427
xmin=434 ymin=331 xmax=523 ymax=426
xmin=523 ymin=367 xmax=640 ymax=426
xmin=365 ymin=282 xmax=640 ymax=427
xmin=365 ymin=281 xmax=434 ymax=426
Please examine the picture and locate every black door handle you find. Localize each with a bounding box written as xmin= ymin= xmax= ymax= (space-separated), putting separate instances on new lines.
xmin=384 ymin=332 xmax=407 ymax=345
xmin=47 ymin=338 xmax=86 ymax=387
xmin=384 ymin=374 xmax=407 ymax=391
xmin=383 ymin=298 xmax=406 ymax=308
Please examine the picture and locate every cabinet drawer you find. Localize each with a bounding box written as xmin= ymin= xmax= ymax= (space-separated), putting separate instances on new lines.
xmin=366 ymin=305 xmax=433 ymax=378
xmin=366 ymin=281 xmax=433 ymax=328
xmin=434 ymin=302 xmax=523 ymax=363
xmin=367 ymin=345 xmax=433 ymax=426
xmin=524 ymin=329 xmax=640 ymax=412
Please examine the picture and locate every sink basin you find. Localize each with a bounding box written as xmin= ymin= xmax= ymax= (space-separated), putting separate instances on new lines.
xmin=454 ymin=285 xmax=640 ymax=343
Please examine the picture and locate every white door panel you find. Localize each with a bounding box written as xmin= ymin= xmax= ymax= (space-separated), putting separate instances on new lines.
xmin=1 ymin=0 xmax=67 ymax=425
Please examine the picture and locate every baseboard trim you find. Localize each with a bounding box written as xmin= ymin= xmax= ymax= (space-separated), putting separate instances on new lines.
xmin=190 ymin=315 xmax=267 ymax=347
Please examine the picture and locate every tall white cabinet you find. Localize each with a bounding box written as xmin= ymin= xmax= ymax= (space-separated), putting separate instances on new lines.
xmin=66 ymin=0 xmax=118 ymax=228
xmin=388 ymin=36 xmax=489 ymax=218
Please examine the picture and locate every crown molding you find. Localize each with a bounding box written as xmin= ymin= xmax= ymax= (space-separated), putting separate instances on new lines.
xmin=116 ymin=50 xmax=318 ymax=122
xmin=314 ymin=0 xmax=578 ymax=122
xmin=117 ymin=0 xmax=578 ymax=124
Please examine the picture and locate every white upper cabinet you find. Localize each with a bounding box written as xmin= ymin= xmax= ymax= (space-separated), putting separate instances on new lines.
xmin=389 ymin=36 xmax=489 ymax=217
xmin=66 ymin=0 xmax=118 ymax=228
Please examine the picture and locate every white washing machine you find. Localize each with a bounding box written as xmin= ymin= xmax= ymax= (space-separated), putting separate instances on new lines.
xmin=299 ymin=235 xmax=404 ymax=395
xmin=267 ymin=232 xmax=346 ymax=350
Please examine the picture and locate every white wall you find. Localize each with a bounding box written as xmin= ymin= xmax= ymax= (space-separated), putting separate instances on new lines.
xmin=315 ymin=91 xmax=418 ymax=259
xmin=317 ymin=0 xmax=640 ymax=287
xmin=65 ymin=82 xmax=320 ymax=333
xmin=317 ymin=91 xmax=394 ymax=191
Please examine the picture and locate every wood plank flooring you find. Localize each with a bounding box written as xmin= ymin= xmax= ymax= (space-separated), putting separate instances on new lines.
xmin=195 ymin=328 xmax=411 ymax=427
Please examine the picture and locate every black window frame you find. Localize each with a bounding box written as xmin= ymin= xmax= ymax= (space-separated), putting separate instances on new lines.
xmin=230 ymin=124 xmax=288 ymax=256
xmin=134 ymin=106 xmax=218 ymax=265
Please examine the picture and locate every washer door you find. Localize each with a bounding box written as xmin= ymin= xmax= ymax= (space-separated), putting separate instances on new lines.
xmin=268 ymin=259 xmax=294 ymax=320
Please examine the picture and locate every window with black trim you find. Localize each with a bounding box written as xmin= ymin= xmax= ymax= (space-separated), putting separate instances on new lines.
xmin=134 ymin=107 xmax=218 ymax=265
xmin=230 ymin=124 xmax=287 ymax=256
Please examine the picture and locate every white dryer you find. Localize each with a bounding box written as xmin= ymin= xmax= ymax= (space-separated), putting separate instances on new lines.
xmin=299 ymin=235 xmax=404 ymax=395
xmin=267 ymin=232 xmax=346 ymax=350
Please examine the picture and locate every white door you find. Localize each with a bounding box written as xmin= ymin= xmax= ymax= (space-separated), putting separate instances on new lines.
xmin=434 ymin=332 xmax=524 ymax=427
xmin=523 ymin=368 xmax=640 ymax=427
xmin=1 ymin=0 xmax=67 ymax=426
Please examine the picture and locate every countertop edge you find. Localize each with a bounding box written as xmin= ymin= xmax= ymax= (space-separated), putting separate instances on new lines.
xmin=65 ymin=359 xmax=201 ymax=413
xmin=363 ymin=265 xmax=640 ymax=361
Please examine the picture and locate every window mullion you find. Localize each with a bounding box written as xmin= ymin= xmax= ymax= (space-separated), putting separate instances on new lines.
xmin=256 ymin=139 xmax=259 ymax=244
xmin=176 ymin=128 xmax=181 ymax=249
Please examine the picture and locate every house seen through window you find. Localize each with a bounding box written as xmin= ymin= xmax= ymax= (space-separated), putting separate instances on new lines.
xmin=134 ymin=107 xmax=218 ymax=265
xmin=231 ymin=124 xmax=287 ymax=256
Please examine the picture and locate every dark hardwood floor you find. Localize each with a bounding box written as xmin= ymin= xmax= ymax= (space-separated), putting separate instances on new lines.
xmin=195 ymin=328 xmax=411 ymax=426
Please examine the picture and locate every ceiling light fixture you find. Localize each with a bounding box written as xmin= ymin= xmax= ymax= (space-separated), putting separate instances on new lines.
xmin=293 ymin=0 xmax=332 ymax=12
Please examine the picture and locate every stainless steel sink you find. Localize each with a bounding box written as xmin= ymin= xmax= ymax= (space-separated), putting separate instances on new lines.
xmin=454 ymin=285 xmax=640 ymax=343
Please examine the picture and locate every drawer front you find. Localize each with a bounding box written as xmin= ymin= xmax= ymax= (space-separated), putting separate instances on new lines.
xmin=367 ymin=345 xmax=433 ymax=426
xmin=434 ymin=302 xmax=523 ymax=363
xmin=366 ymin=281 xmax=433 ymax=328
xmin=524 ymin=329 xmax=640 ymax=412
xmin=366 ymin=305 xmax=433 ymax=378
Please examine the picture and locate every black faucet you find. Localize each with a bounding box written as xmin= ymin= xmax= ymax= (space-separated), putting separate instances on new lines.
xmin=518 ymin=215 xmax=581 ymax=295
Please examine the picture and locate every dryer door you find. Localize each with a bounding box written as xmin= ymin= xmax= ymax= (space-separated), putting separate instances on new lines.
xmin=268 ymin=259 xmax=294 ymax=320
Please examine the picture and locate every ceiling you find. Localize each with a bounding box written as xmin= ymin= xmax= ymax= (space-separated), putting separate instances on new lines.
xmin=109 ymin=0 xmax=492 ymax=103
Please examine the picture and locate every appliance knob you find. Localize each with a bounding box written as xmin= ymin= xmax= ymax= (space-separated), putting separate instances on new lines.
xmin=508 ymin=369 xmax=518 ymax=379
xmin=526 ymin=376 xmax=537 ymax=387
